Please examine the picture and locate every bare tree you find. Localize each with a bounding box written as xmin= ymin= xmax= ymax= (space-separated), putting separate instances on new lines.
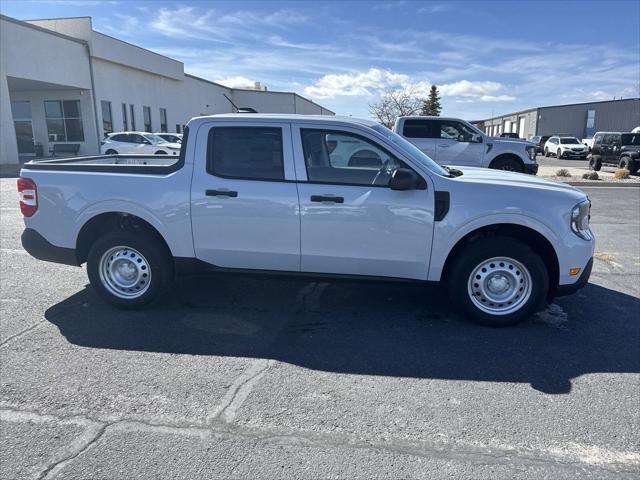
xmin=368 ymin=88 xmax=424 ymax=128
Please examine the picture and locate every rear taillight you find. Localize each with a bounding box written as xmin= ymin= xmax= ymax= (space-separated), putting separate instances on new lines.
xmin=17 ymin=177 xmax=38 ymax=217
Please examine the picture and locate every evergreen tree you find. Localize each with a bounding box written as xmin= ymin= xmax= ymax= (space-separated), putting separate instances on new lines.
xmin=421 ymin=85 xmax=442 ymax=116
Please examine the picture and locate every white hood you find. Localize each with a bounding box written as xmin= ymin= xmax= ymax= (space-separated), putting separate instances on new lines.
xmin=450 ymin=166 xmax=586 ymax=198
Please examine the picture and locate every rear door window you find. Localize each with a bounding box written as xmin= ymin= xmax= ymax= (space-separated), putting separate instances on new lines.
xmin=402 ymin=120 xmax=435 ymax=138
xmin=206 ymin=127 xmax=284 ymax=181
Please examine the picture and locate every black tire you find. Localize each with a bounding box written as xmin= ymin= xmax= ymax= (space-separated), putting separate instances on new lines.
xmin=628 ymin=161 xmax=639 ymax=175
xmin=155 ymin=150 xmax=167 ymax=155
xmin=446 ymin=236 xmax=549 ymax=327
xmin=490 ymin=157 xmax=524 ymax=173
xmin=544 ymin=148 xmax=550 ymax=157
xmin=105 ymin=149 xmax=118 ymax=155
xmin=87 ymin=230 xmax=173 ymax=309
xmin=619 ymin=156 xmax=630 ymax=170
xmin=588 ymin=156 xmax=602 ymax=171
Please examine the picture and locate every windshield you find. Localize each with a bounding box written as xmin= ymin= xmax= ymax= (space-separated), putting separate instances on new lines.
xmin=369 ymin=124 xmax=449 ymax=176
xmin=144 ymin=134 xmax=168 ymax=144
xmin=621 ymin=133 xmax=640 ymax=146
xmin=560 ymin=137 xmax=580 ymax=144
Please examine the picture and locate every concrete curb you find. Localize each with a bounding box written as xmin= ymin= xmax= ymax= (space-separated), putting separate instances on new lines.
xmin=564 ymin=181 xmax=640 ymax=187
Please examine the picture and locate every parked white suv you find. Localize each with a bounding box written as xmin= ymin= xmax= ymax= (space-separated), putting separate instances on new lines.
xmin=101 ymin=132 xmax=182 ymax=155
xmin=544 ymin=136 xmax=588 ymax=159
xmin=394 ymin=116 xmax=538 ymax=174
xmin=155 ymin=133 xmax=183 ymax=144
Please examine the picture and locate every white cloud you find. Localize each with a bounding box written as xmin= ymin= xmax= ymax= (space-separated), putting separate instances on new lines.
xmin=150 ymin=6 xmax=307 ymax=42
xmin=303 ymin=68 xmax=413 ymax=98
xmin=215 ymin=76 xmax=258 ymax=89
xmin=439 ymin=80 xmax=502 ymax=97
xmin=479 ymin=95 xmax=516 ymax=102
xmin=303 ymin=70 xmax=515 ymax=103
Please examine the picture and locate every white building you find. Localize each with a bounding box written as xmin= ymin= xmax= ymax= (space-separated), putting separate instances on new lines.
xmin=0 ymin=15 xmax=333 ymax=165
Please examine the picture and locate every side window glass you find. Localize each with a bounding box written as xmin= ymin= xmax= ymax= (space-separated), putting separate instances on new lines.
xmin=301 ymin=129 xmax=409 ymax=187
xmin=403 ymin=120 xmax=434 ymax=138
xmin=206 ymin=127 xmax=284 ymax=181
xmin=439 ymin=120 xmax=475 ymax=142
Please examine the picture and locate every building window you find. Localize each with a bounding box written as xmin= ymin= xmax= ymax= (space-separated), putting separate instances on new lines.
xmin=101 ymin=100 xmax=113 ymax=136
xmin=159 ymin=108 xmax=168 ymax=133
xmin=130 ymin=105 xmax=136 ymax=130
xmin=122 ymin=103 xmax=128 ymax=131
xmin=44 ymin=100 xmax=84 ymax=142
xmin=176 ymin=124 xmax=181 ymax=133
xmin=143 ymin=106 xmax=152 ymax=132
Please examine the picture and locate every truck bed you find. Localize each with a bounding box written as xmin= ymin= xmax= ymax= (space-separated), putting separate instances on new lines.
xmin=22 ymin=154 xmax=182 ymax=174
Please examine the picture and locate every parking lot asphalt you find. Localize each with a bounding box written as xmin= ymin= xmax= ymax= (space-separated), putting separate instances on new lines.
xmin=1 ymin=177 xmax=639 ymax=479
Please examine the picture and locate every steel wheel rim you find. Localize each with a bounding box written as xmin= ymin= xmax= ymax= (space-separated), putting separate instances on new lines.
xmin=501 ymin=165 xmax=515 ymax=171
xmin=99 ymin=246 xmax=151 ymax=299
xmin=467 ymin=256 xmax=532 ymax=315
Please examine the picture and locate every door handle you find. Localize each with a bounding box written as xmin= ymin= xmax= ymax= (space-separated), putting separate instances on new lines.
xmin=438 ymin=144 xmax=451 ymax=148
xmin=206 ymin=189 xmax=238 ymax=198
xmin=310 ymin=195 xmax=344 ymax=203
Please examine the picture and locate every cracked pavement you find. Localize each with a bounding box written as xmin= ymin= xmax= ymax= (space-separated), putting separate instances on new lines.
xmin=1 ymin=178 xmax=639 ymax=479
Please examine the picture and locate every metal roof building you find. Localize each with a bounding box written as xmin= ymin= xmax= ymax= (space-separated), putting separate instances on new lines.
xmin=474 ymin=98 xmax=640 ymax=139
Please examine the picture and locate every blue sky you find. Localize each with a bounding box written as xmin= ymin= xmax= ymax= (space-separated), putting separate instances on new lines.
xmin=2 ymin=0 xmax=639 ymax=119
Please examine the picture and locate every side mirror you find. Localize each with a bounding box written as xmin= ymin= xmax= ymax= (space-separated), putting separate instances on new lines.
xmin=389 ymin=168 xmax=422 ymax=191
xmin=471 ymin=134 xmax=483 ymax=143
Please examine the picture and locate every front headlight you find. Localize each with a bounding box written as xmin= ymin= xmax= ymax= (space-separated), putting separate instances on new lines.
xmin=525 ymin=145 xmax=536 ymax=160
xmin=571 ymin=200 xmax=592 ymax=240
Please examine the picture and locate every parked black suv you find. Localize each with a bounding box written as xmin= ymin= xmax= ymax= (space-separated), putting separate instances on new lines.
xmin=529 ymin=135 xmax=551 ymax=154
xmin=588 ymin=132 xmax=639 ymax=174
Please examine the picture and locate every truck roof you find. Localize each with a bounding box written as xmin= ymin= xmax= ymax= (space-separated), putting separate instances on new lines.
xmin=187 ymin=113 xmax=379 ymax=128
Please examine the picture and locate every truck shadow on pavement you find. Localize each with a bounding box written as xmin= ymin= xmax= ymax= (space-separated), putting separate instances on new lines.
xmin=45 ymin=274 xmax=640 ymax=395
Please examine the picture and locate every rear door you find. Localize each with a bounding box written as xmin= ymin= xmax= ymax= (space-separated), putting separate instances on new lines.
xmin=190 ymin=121 xmax=300 ymax=271
xmin=292 ymin=124 xmax=434 ymax=280
xmin=435 ymin=119 xmax=485 ymax=166
xmin=400 ymin=119 xmax=437 ymax=159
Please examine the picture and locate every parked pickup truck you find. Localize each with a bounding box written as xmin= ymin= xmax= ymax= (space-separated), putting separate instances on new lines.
xmin=19 ymin=114 xmax=594 ymax=326
xmin=393 ymin=116 xmax=538 ymax=174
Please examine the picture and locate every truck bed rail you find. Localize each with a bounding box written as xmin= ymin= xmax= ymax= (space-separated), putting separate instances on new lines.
xmin=22 ymin=154 xmax=183 ymax=175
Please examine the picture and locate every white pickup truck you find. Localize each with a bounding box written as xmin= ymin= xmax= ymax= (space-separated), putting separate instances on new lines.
xmin=19 ymin=114 xmax=593 ymax=326
xmin=393 ymin=116 xmax=538 ymax=174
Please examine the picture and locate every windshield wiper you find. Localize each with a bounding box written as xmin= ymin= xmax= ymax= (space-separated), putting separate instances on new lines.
xmin=442 ymin=166 xmax=463 ymax=177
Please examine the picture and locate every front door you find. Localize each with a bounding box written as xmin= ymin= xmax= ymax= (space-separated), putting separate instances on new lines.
xmin=190 ymin=122 xmax=300 ymax=271
xmin=11 ymin=101 xmax=35 ymax=158
xmin=294 ymin=125 xmax=434 ymax=280
xmin=434 ymin=119 xmax=485 ymax=167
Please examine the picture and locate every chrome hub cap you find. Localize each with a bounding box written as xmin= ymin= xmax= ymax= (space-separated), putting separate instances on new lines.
xmin=99 ymin=246 xmax=151 ymax=299
xmin=467 ymin=257 xmax=532 ymax=315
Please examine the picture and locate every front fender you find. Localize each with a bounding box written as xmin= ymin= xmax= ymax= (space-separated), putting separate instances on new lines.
xmin=428 ymin=213 xmax=562 ymax=282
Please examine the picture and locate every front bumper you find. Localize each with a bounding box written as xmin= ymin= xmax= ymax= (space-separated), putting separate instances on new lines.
xmin=524 ymin=163 xmax=539 ymax=175
xmin=21 ymin=228 xmax=79 ymax=266
xmin=556 ymin=257 xmax=593 ymax=296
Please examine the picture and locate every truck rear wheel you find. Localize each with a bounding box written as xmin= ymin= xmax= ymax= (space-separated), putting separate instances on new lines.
xmin=446 ymin=237 xmax=548 ymax=326
xmin=87 ymin=230 xmax=173 ymax=308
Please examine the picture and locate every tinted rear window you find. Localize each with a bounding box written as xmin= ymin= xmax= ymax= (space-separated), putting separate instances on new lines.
xmin=402 ymin=120 xmax=434 ymax=138
xmin=206 ymin=127 xmax=284 ymax=181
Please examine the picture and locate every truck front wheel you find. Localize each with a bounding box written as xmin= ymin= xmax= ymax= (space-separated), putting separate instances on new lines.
xmin=87 ymin=230 xmax=173 ymax=308
xmin=446 ymin=237 xmax=548 ymax=326
xmin=490 ymin=157 xmax=524 ymax=173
